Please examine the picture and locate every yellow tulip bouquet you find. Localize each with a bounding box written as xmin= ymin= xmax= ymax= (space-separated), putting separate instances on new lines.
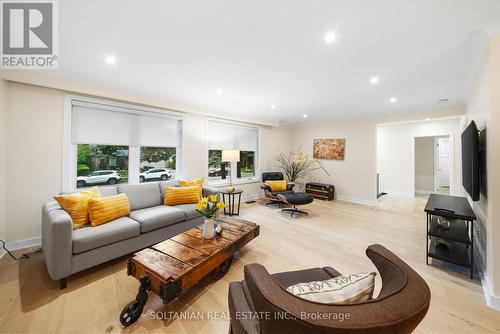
xmin=196 ymin=194 xmax=225 ymax=218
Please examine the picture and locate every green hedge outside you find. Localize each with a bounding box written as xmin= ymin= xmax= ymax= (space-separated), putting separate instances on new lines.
xmin=77 ymin=164 xmax=90 ymax=176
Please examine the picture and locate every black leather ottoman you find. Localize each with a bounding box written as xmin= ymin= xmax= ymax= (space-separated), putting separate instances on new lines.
xmin=276 ymin=192 xmax=313 ymax=217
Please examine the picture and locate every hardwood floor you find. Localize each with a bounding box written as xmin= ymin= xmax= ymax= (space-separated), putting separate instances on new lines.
xmin=1 ymin=199 xmax=499 ymax=333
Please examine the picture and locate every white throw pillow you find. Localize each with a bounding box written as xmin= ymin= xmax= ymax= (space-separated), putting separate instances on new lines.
xmin=286 ymin=272 xmax=376 ymax=304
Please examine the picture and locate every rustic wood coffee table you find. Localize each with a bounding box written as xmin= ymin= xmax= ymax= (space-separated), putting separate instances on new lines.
xmin=119 ymin=216 xmax=260 ymax=326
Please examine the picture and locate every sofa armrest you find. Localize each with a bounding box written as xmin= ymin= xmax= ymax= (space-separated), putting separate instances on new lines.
xmin=202 ymin=186 xmax=221 ymax=201
xmin=42 ymin=201 xmax=73 ymax=280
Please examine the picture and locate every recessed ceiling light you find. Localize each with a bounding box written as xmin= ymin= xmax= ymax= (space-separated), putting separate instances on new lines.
xmin=216 ymin=88 xmax=223 ymax=95
xmin=425 ymin=118 xmax=430 ymax=121
xmin=105 ymin=54 xmax=116 ymax=65
xmin=324 ymin=31 xmax=337 ymax=43
xmin=370 ymin=77 xmax=379 ymax=85
xmin=303 ymin=114 xmax=308 ymax=118
xmin=270 ymin=104 xmax=276 ymax=109
xmin=389 ymin=97 xmax=397 ymax=103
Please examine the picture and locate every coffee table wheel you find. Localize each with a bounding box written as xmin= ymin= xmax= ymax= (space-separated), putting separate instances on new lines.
xmin=120 ymin=300 xmax=144 ymax=326
xmin=120 ymin=275 xmax=151 ymax=327
xmin=211 ymin=256 xmax=233 ymax=280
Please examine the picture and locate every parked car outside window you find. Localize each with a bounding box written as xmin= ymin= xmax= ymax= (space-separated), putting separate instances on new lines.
xmin=139 ymin=168 xmax=172 ymax=182
xmin=76 ymin=170 xmax=121 ymax=188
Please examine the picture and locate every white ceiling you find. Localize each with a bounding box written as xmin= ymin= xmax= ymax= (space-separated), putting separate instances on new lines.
xmin=52 ymin=0 xmax=500 ymax=123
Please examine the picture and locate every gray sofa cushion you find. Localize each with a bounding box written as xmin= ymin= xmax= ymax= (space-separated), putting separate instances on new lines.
xmin=174 ymin=203 xmax=204 ymax=221
xmin=129 ymin=205 xmax=185 ymax=233
xmin=72 ymin=217 xmax=140 ymax=254
xmin=98 ymin=186 xmax=118 ymax=197
xmin=117 ymin=183 xmax=162 ymax=211
xmin=159 ymin=180 xmax=179 ymax=200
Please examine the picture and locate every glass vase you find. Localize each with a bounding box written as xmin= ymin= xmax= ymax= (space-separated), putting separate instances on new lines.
xmin=203 ymin=218 xmax=215 ymax=239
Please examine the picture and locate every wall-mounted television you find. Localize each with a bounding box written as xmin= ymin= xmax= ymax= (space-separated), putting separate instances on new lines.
xmin=461 ymin=121 xmax=480 ymax=201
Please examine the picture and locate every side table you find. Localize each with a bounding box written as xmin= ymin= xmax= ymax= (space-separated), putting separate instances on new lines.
xmin=220 ymin=189 xmax=243 ymax=216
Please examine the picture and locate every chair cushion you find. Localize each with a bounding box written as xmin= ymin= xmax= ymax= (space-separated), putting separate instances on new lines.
xmin=129 ymin=205 xmax=185 ymax=233
xmin=72 ymin=217 xmax=140 ymax=254
xmin=173 ymin=203 xmax=204 ymax=221
xmin=272 ymin=267 xmax=340 ymax=289
xmin=88 ymin=194 xmax=131 ymax=227
xmin=279 ymin=192 xmax=314 ymax=205
xmin=262 ymin=172 xmax=284 ymax=182
xmin=270 ymin=190 xmax=294 ymax=197
xmin=117 ymin=183 xmax=162 ymax=211
xmin=286 ymin=272 xmax=376 ymax=304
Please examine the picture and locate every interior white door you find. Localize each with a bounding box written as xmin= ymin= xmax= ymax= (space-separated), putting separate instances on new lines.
xmin=437 ymin=138 xmax=451 ymax=188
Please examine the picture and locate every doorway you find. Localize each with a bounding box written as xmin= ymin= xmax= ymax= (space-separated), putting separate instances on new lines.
xmin=414 ymin=135 xmax=451 ymax=196
xmin=435 ymin=137 xmax=451 ymax=194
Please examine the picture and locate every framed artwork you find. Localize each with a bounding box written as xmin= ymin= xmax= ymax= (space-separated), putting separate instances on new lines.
xmin=313 ymin=138 xmax=345 ymax=160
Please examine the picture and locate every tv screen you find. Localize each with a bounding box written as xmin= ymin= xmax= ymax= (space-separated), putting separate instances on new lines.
xmin=461 ymin=121 xmax=480 ymax=201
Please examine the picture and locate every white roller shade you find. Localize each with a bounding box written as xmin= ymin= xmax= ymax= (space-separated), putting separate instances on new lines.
xmin=71 ymin=101 xmax=181 ymax=147
xmin=207 ymin=120 xmax=258 ymax=151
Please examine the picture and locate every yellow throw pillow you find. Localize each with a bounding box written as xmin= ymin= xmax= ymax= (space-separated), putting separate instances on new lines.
xmin=164 ymin=186 xmax=201 ymax=206
xmin=265 ymin=180 xmax=287 ymax=192
xmin=54 ymin=187 xmax=100 ymax=229
xmin=88 ymin=194 xmax=131 ymax=227
xmin=179 ymin=177 xmax=203 ymax=187
xmin=179 ymin=177 xmax=204 ymax=197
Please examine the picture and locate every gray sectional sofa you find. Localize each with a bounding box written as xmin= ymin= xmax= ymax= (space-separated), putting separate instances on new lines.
xmin=42 ymin=180 xmax=219 ymax=289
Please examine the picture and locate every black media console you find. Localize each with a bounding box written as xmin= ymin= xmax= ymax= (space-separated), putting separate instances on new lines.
xmin=424 ymin=193 xmax=476 ymax=278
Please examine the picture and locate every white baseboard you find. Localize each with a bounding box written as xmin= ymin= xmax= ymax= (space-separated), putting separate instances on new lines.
xmin=478 ymin=266 xmax=500 ymax=311
xmin=415 ymin=189 xmax=433 ymax=195
xmin=380 ymin=189 xmax=414 ymax=198
xmin=0 ymin=236 xmax=41 ymax=260
xmin=336 ymin=195 xmax=377 ymax=207
xmin=470 ymin=206 xmax=500 ymax=312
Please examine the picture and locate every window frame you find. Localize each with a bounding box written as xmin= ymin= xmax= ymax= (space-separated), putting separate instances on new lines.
xmin=63 ymin=95 xmax=183 ymax=191
xmin=205 ymin=118 xmax=261 ymax=186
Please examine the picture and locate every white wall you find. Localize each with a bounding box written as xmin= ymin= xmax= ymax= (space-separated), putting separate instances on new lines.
xmin=415 ymin=137 xmax=434 ymax=193
xmin=377 ymin=118 xmax=461 ymax=197
xmin=290 ymin=106 xmax=465 ymax=205
xmin=6 ymin=83 xmax=65 ymax=242
xmin=0 ymin=79 xmax=7 ymax=242
xmin=291 ymin=118 xmax=377 ymax=205
xmin=2 ymin=81 xmax=291 ymax=243
xmin=466 ymin=33 xmax=500 ymax=308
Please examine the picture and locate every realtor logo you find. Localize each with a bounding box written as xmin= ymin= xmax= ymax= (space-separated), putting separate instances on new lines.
xmin=1 ymin=0 xmax=58 ymax=69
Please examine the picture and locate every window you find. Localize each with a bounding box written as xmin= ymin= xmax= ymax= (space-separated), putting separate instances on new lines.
xmin=207 ymin=120 xmax=259 ymax=182
xmin=76 ymin=144 xmax=128 ymax=188
xmin=140 ymin=146 xmax=176 ymax=182
xmin=65 ymin=97 xmax=182 ymax=190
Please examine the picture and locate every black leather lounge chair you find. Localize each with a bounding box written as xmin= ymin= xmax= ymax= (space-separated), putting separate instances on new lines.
xmin=261 ymin=172 xmax=295 ymax=206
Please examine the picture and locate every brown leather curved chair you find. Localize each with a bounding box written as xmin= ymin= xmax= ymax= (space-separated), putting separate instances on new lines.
xmin=228 ymin=244 xmax=430 ymax=334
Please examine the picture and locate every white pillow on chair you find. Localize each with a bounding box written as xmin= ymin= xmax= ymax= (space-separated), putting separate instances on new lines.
xmin=286 ymin=272 xmax=376 ymax=304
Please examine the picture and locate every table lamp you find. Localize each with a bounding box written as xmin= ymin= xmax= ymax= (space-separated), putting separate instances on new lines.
xmin=222 ymin=149 xmax=240 ymax=190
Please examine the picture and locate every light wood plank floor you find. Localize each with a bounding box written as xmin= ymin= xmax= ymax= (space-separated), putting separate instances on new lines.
xmin=1 ymin=199 xmax=499 ymax=333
